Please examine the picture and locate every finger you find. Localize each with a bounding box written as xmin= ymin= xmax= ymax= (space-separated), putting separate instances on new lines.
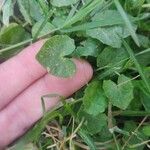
xmin=0 ymin=40 xmax=47 ymax=110
xmin=0 ymin=59 xmax=93 ymax=148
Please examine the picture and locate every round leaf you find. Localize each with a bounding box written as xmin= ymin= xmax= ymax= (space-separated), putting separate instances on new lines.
xmin=83 ymin=81 xmax=107 ymax=116
xmin=103 ymin=75 xmax=134 ymax=110
xmin=36 ymin=35 xmax=76 ymax=77
xmin=142 ymin=126 xmax=150 ymax=137
xmin=0 ymin=23 xmax=30 ymax=45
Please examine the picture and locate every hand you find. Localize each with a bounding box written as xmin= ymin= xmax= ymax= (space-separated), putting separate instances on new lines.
xmin=0 ymin=40 xmax=93 ymax=149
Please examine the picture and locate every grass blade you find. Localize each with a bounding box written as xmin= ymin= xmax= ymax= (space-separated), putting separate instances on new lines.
xmin=78 ymin=128 xmax=97 ymax=150
xmin=114 ymin=0 xmax=140 ymax=47
xmin=32 ymin=9 xmax=54 ymax=40
xmin=2 ymin=0 xmax=13 ymax=26
xmin=63 ymin=0 xmax=104 ymax=27
xmin=61 ymin=17 xmax=139 ymax=33
xmin=17 ymin=0 xmax=32 ymax=24
xmin=65 ymin=2 xmax=80 ymax=23
xmin=122 ymin=39 xmax=150 ymax=93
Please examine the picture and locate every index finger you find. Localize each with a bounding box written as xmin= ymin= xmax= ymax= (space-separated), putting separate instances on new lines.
xmin=0 ymin=40 xmax=47 ymax=110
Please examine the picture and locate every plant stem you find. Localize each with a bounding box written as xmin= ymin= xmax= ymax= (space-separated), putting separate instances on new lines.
xmin=0 ymin=39 xmax=32 ymax=54
xmin=113 ymin=110 xmax=150 ymax=117
xmin=129 ymin=139 xmax=150 ymax=148
xmin=108 ymin=102 xmax=120 ymax=150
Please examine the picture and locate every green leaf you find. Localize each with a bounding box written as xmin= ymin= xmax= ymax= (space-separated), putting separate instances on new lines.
xmin=17 ymin=0 xmax=43 ymax=24
xmin=138 ymin=17 xmax=150 ymax=32
xmin=140 ymin=90 xmax=150 ymax=112
xmin=97 ymin=47 xmax=128 ymax=69
xmin=83 ymin=81 xmax=107 ymax=116
xmin=137 ymin=50 xmax=150 ymax=66
xmin=32 ymin=19 xmax=55 ymax=38
xmin=28 ymin=0 xmax=44 ymax=21
xmin=142 ymin=125 xmax=150 ymax=137
xmin=86 ymin=113 xmax=107 ymax=134
xmin=78 ymin=106 xmax=107 ymax=134
xmin=127 ymin=88 xmax=142 ymax=111
xmin=138 ymin=34 xmax=150 ymax=48
xmin=0 ymin=23 xmax=30 ymax=45
xmin=52 ymin=16 xmax=66 ymax=28
xmin=103 ymin=75 xmax=134 ymax=110
xmin=36 ymin=35 xmax=76 ymax=77
xmin=0 ymin=23 xmax=30 ymax=59
xmin=92 ymin=9 xmax=134 ymax=26
xmin=73 ymin=38 xmax=99 ymax=57
xmin=97 ymin=47 xmax=129 ymax=79
xmin=125 ymin=0 xmax=145 ymax=15
xmin=51 ymin=0 xmax=79 ymax=7
xmin=86 ymin=25 xmax=136 ymax=48
xmin=2 ymin=0 xmax=13 ymax=26
xmin=98 ymin=126 xmax=112 ymax=141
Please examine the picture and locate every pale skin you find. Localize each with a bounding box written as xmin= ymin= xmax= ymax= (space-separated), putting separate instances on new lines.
xmin=0 ymin=40 xmax=93 ymax=149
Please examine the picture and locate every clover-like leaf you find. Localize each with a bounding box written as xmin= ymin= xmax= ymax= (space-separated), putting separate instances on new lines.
xmin=0 ymin=23 xmax=30 ymax=45
xmin=86 ymin=113 xmax=107 ymax=135
xmin=142 ymin=126 xmax=150 ymax=137
xmin=36 ymin=35 xmax=76 ymax=77
xmin=97 ymin=47 xmax=128 ymax=68
xmin=18 ymin=0 xmax=43 ymax=22
xmin=83 ymin=81 xmax=107 ymax=116
xmin=103 ymin=75 xmax=134 ymax=110
xmin=73 ymin=38 xmax=99 ymax=57
xmin=78 ymin=106 xmax=107 ymax=135
xmin=86 ymin=25 xmax=137 ymax=48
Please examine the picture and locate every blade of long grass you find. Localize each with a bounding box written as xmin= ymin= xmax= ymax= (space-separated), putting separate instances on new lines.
xmin=0 ymin=0 xmax=5 ymax=11
xmin=0 ymin=38 xmax=32 ymax=54
xmin=37 ymin=0 xmax=49 ymax=15
xmin=64 ymin=2 xmax=80 ymax=24
xmin=78 ymin=128 xmax=97 ymax=150
xmin=63 ymin=0 xmax=104 ymax=27
xmin=32 ymin=9 xmax=54 ymax=41
xmin=61 ymin=17 xmax=138 ymax=33
xmin=114 ymin=0 xmax=140 ymax=47
xmin=129 ymin=140 xmax=150 ymax=148
xmin=122 ymin=39 xmax=150 ymax=93
xmin=142 ymin=4 xmax=150 ymax=8
xmin=113 ymin=111 xmax=150 ymax=117
xmin=41 ymin=93 xmax=63 ymax=115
